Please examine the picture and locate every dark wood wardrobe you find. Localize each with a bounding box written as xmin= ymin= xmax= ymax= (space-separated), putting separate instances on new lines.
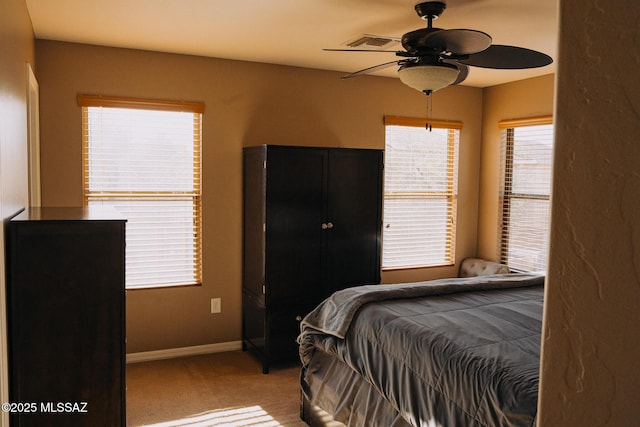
xmin=242 ymin=145 xmax=383 ymax=373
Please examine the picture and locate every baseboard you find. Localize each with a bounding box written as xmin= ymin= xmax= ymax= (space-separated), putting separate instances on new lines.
xmin=126 ymin=341 xmax=243 ymax=364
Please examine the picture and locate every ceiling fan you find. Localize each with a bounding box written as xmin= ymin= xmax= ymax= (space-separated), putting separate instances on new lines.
xmin=326 ymin=1 xmax=553 ymax=95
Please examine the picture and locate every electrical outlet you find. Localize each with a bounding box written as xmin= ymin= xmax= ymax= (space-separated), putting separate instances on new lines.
xmin=211 ymin=298 xmax=221 ymax=314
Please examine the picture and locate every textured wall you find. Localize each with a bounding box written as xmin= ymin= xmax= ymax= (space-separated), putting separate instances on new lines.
xmin=537 ymin=0 xmax=640 ymax=424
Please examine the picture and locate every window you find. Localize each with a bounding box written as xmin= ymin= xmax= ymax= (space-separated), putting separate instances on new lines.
xmin=498 ymin=116 xmax=553 ymax=272
xmin=78 ymin=95 xmax=203 ymax=289
xmin=382 ymin=116 xmax=461 ymax=269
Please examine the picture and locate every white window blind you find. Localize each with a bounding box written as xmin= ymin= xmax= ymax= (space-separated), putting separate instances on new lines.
xmin=498 ymin=116 xmax=553 ymax=272
xmin=79 ymin=95 xmax=203 ymax=289
xmin=383 ymin=116 xmax=461 ymax=269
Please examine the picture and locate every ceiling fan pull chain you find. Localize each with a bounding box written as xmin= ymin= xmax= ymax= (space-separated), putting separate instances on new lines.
xmin=426 ymin=94 xmax=433 ymax=132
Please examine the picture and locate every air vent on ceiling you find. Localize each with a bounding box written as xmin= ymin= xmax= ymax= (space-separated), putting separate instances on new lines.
xmin=344 ymin=34 xmax=400 ymax=50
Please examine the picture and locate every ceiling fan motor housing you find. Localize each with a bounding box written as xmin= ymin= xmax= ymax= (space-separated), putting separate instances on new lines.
xmin=415 ymin=2 xmax=447 ymax=20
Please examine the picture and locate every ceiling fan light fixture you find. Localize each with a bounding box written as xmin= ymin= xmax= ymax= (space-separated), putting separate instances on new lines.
xmin=398 ymin=63 xmax=460 ymax=95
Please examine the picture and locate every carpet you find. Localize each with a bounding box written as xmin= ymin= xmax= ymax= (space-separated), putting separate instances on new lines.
xmin=126 ymin=350 xmax=306 ymax=427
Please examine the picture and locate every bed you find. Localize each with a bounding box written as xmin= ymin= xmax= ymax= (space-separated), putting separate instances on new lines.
xmin=298 ymin=272 xmax=545 ymax=427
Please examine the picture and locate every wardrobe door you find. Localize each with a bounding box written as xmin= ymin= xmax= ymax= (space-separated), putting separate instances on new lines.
xmin=326 ymin=149 xmax=383 ymax=293
xmin=265 ymin=146 xmax=328 ymax=305
xmin=243 ymin=147 xmax=267 ymax=305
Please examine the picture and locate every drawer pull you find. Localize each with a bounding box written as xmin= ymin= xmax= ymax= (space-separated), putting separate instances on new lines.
xmin=295 ymin=315 xmax=302 ymax=322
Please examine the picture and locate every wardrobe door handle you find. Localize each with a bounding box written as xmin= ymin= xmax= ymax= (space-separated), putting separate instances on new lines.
xmin=321 ymin=223 xmax=328 ymax=230
xmin=326 ymin=222 xmax=333 ymax=229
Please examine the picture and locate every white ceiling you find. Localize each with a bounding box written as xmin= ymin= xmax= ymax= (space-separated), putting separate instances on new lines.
xmin=25 ymin=0 xmax=558 ymax=88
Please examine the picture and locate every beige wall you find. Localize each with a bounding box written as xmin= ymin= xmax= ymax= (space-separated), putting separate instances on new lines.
xmin=477 ymin=74 xmax=555 ymax=261
xmin=35 ymin=40 xmax=483 ymax=353
xmin=537 ymin=0 xmax=640 ymax=424
xmin=0 ymin=0 xmax=35 ymax=424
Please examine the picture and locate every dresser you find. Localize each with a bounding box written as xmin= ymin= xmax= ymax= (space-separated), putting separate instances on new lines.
xmin=242 ymin=145 xmax=383 ymax=373
xmin=6 ymin=207 xmax=126 ymax=426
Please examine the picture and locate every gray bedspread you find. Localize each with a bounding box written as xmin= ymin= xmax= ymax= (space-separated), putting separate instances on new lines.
xmin=298 ymin=273 xmax=545 ymax=427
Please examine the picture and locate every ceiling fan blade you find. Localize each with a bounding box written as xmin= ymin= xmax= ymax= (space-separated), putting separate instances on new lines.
xmin=424 ymin=29 xmax=492 ymax=55
xmin=460 ymin=44 xmax=553 ymax=69
xmin=341 ymin=60 xmax=400 ymax=79
xmin=323 ymin=48 xmax=399 ymax=53
xmin=402 ymin=28 xmax=491 ymax=55
xmin=443 ymin=60 xmax=469 ymax=85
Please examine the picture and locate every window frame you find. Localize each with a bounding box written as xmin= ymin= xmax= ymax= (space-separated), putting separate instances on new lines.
xmin=498 ymin=115 xmax=553 ymax=272
xmin=382 ymin=115 xmax=462 ymax=270
xmin=78 ymin=95 xmax=204 ymax=289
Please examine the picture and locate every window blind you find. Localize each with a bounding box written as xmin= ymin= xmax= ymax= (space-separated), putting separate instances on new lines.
xmin=498 ymin=116 xmax=553 ymax=272
xmin=79 ymin=95 xmax=203 ymax=289
xmin=383 ymin=116 xmax=461 ymax=269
